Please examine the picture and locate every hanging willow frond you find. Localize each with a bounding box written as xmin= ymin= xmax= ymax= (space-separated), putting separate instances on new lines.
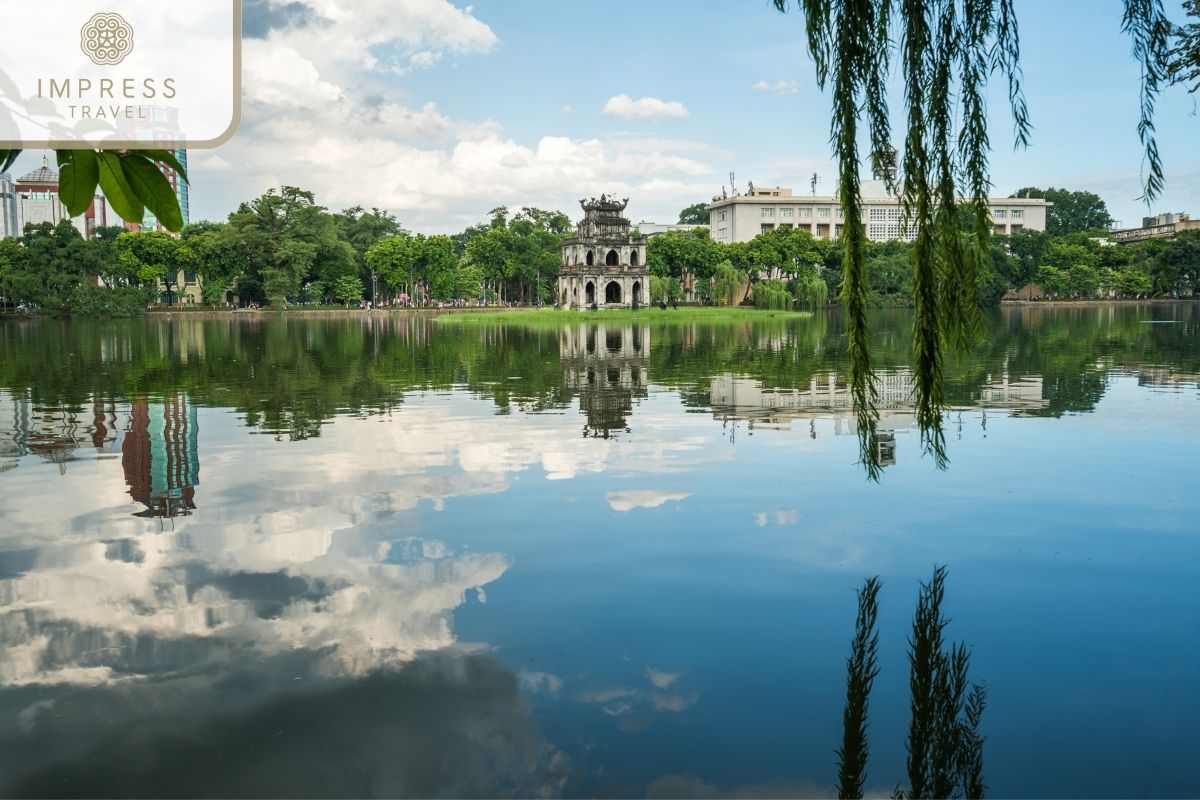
xmin=774 ymin=0 xmax=1170 ymax=476
xmin=1122 ymin=0 xmax=1171 ymax=202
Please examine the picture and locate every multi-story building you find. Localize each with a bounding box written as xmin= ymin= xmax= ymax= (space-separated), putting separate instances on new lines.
xmin=706 ymin=181 xmax=1049 ymax=244
xmin=7 ymin=155 xmax=109 ymax=239
xmin=633 ymin=221 xmax=709 ymax=237
xmin=0 ymin=172 xmax=19 ymax=238
xmin=1112 ymin=212 xmax=1200 ymax=244
xmin=118 ymin=107 xmax=190 ymax=233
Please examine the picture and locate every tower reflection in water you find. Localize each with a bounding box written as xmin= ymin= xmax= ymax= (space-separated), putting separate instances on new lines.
xmin=122 ymin=393 xmax=199 ymax=518
xmin=560 ymin=323 xmax=650 ymax=439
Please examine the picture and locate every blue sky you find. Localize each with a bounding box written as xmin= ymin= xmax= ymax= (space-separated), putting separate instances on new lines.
xmin=10 ymin=0 xmax=1198 ymax=231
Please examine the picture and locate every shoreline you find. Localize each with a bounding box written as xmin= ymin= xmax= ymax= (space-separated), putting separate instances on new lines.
xmin=1 ymin=297 xmax=1195 ymax=321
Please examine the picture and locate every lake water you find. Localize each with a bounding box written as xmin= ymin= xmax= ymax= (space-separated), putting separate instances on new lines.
xmin=0 ymin=304 xmax=1197 ymax=798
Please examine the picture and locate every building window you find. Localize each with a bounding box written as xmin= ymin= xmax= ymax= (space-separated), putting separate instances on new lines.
xmin=836 ymin=208 xmax=844 ymax=219
xmin=762 ymin=208 xmax=775 ymax=219
xmin=868 ymin=207 xmax=902 ymax=223
xmin=761 ymin=223 xmax=775 ymax=233
xmin=798 ymin=208 xmax=812 ymax=219
xmin=1011 ymin=209 xmax=1023 ymax=219
xmin=818 ymin=207 xmax=830 ymax=218
xmin=993 ymin=209 xmax=1007 ymax=219
xmin=781 ymin=207 xmax=794 ymax=219
xmin=719 ymin=211 xmax=727 ymax=221
xmin=719 ymin=226 xmax=728 ymax=237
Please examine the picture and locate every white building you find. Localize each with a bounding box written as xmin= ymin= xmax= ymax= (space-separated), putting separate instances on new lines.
xmin=6 ymin=156 xmax=109 ymax=239
xmin=633 ymin=221 xmax=709 ymax=237
xmin=706 ymin=181 xmax=1049 ymax=244
xmin=1112 ymin=211 xmax=1200 ymax=244
xmin=0 ymin=172 xmax=19 ymax=239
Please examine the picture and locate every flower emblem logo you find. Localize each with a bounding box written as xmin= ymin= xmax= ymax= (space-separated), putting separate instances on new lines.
xmin=80 ymin=12 xmax=134 ymax=66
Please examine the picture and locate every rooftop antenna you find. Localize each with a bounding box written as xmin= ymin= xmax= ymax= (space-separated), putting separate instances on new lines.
xmin=729 ymin=171 xmax=737 ymax=197
xmin=810 ymin=172 xmax=820 ymax=196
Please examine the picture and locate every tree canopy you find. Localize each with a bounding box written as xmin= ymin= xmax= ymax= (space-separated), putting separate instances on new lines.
xmin=1168 ymin=0 xmax=1200 ymax=91
xmin=677 ymin=203 xmax=710 ymax=225
xmin=1011 ymin=187 xmax=1114 ymax=235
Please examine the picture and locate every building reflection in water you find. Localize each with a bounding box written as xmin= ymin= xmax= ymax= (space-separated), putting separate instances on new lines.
xmin=0 ymin=390 xmax=31 ymax=474
xmin=122 ymin=393 xmax=200 ymax=518
xmin=710 ymin=371 xmax=1046 ymax=467
xmin=560 ymin=323 xmax=650 ymax=439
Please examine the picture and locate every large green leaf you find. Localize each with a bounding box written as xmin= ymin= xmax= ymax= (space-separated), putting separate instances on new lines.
xmin=0 ymin=149 xmax=19 ymax=173
xmin=57 ymin=150 xmax=101 ymax=217
xmin=138 ymin=148 xmax=189 ymax=183
xmin=96 ymin=151 xmax=144 ymax=224
xmin=121 ymin=154 xmax=183 ymax=232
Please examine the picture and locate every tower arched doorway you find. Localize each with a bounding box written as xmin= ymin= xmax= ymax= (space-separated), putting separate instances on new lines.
xmin=632 ymin=280 xmax=642 ymax=306
xmin=585 ymin=280 xmax=596 ymax=306
xmin=606 ymin=249 xmax=619 ymax=266
xmin=586 ymin=250 xmax=595 ymax=266
xmin=630 ymin=249 xmax=639 ymax=267
xmin=605 ymin=281 xmax=621 ymax=304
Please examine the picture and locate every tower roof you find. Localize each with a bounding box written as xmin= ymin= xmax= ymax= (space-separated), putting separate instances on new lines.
xmin=18 ymin=155 xmax=58 ymax=186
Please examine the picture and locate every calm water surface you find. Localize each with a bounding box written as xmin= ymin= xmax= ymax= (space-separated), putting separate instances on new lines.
xmin=0 ymin=305 xmax=1197 ymax=798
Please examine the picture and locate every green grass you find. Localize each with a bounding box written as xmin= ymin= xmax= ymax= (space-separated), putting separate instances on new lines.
xmin=435 ymin=306 xmax=815 ymax=326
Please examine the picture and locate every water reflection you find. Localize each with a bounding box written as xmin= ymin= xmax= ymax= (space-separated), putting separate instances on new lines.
xmin=560 ymin=323 xmax=650 ymax=438
xmin=0 ymin=304 xmax=1198 ymax=797
xmin=2 ymin=652 xmax=567 ymax=798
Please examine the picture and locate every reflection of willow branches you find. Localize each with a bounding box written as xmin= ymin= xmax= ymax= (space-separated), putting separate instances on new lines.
xmin=837 ymin=576 xmax=880 ymax=799
xmin=837 ymin=567 xmax=986 ymax=799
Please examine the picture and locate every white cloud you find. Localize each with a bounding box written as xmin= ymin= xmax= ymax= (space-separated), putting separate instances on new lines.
xmin=602 ymin=94 xmax=690 ymax=120
xmin=561 ymin=104 xmax=575 ymax=115
xmin=753 ymin=508 xmax=801 ymax=527
xmin=752 ymin=79 xmax=799 ymax=95
xmin=180 ymin=2 xmax=724 ymax=230
xmin=646 ymin=668 xmax=680 ymax=689
xmin=519 ymin=670 xmax=564 ymax=694
xmin=605 ymin=489 xmax=690 ymax=512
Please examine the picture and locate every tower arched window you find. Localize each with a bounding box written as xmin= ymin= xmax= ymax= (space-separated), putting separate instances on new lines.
xmin=586 ymin=250 xmax=594 ymax=266
xmin=630 ymin=249 xmax=639 ymax=267
xmin=606 ymin=249 xmax=618 ymax=266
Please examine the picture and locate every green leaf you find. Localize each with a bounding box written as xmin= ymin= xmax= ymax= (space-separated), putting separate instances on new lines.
xmin=57 ymin=150 xmax=100 ymax=217
xmin=137 ymin=148 xmax=189 ymax=183
xmin=121 ymin=154 xmax=183 ymax=232
xmin=96 ymin=151 xmax=144 ymax=225
xmin=0 ymin=149 xmax=19 ymax=173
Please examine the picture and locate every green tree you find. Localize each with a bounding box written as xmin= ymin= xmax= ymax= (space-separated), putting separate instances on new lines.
xmin=226 ymin=187 xmax=350 ymax=306
xmin=1156 ymin=228 xmax=1200 ymax=295
xmin=1168 ymin=0 xmax=1200 ymax=91
xmin=1010 ymin=187 xmax=1113 ymax=234
xmin=116 ymin=231 xmax=196 ymax=304
xmin=1045 ymin=240 xmax=1100 ymax=298
xmin=1005 ymin=230 xmax=1050 ymax=288
xmin=366 ymin=235 xmax=417 ymax=298
xmin=711 ymin=260 xmax=746 ymax=306
xmin=332 ymin=273 xmax=365 ymax=305
xmin=677 ymin=202 xmax=709 ymax=225
xmin=184 ymin=222 xmax=245 ymax=305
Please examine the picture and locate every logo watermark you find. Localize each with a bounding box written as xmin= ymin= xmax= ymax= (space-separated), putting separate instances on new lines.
xmin=1 ymin=0 xmax=241 ymax=149
xmin=80 ymin=12 xmax=135 ymax=66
